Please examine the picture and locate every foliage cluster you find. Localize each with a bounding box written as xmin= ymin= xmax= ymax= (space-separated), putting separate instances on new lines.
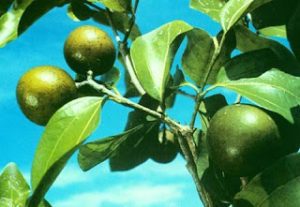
xmin=1 ymin=0 xmax=300 ymax=206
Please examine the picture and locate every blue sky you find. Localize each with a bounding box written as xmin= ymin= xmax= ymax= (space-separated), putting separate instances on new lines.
xmin=0 ymin=0 xmax=225 ymax=206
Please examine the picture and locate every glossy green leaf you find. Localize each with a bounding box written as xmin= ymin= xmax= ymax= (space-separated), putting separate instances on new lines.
xmin=235 ymin=25 xmax=300 ymax=74
xmin=29 ymin=97 xmax=103 ymax=206
xmin=182 ymin=29 xmax=235 ymax=86
xmin=259 ymin=25 xmax=287 ymax=38
xmin=190 ymin=0 xmax=226 ymax=21
xmin=220 ymin=0 xmax=271 ymax=32
xmin=182 ymin=28 xmax=215 ymax=85
xmin=0 ymin=0 xmax=33 ymax=47
xmin=287 ymin=2 xmax=300 ymax=61
xmin=18 ymin=0 xmax=69 ymax=35
xmin=94 ymin=0 xmax=131 ymax=12
xmin=130 ymin=20 xmax=193 ymax=101
xmin=78 ymin=124 xmax=144 ymax=171
xmin=251 ymin=0 xmax=298 ymax=30
xmin=0 ymin=163 xmax=30 ymax=207
xmin=234 ymin=153 xmax=300 ymax=207
xmin=214 ymin=68 xmax=300 ymax=123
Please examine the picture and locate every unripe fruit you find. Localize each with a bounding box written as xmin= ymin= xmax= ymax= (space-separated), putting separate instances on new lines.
xmin=64 ymin=25 xmax=116 ymax=76
xmin=16 ymin=66 xmax=77 ymax=126
xmin=206 ymin=104 xmax=293 ymax=176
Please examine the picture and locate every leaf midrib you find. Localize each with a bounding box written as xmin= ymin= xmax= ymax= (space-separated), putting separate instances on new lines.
xmin=37 ymin=100 xmax=101 ymax=187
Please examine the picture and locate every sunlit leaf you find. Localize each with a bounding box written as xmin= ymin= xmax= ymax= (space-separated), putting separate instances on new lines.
xmin=131 ymin=20 xmax=193 ymax=101
xmin=0 ymin=163 xmax=30 ymax=207
xmin=190 ymin=0 xmax=226 ymax=21
xmin=0 ymin=0 xmax=33 ymax=47
xmin=29 ymin=97 xmax=103 ymax=206
xmin=259 ymin=25 xmax=287 ymax=38
xmin=234 ymin=153 xmax=300 ymax=207
xmin=220 ymin=0 xmax=271 ymax=32
xmin=214 ymin=68 xmax=300 ymax=123
xmin=78 ymin=124 xmax=144 ymax=171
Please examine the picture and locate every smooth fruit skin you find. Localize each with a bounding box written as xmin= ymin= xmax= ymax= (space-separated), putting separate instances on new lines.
xmin=207 ymin=104 xmax=283 ymax=177
xmin=64 ymin=25 xmax=116 ymax=76
xmin=16 ymin=66 xmax=77 ymax=126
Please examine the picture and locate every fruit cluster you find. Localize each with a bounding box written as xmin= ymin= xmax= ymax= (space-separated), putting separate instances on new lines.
xmin=16 ymin=25 xmax=116 ymax=126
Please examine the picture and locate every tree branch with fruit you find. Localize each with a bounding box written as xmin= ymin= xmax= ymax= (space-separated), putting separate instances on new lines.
xmin=1 ymin=0 xmax=300 ymax=207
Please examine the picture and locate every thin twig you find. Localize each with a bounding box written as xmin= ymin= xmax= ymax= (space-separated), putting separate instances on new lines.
xmin=176 ymin=89 xmax=196 ymax=99
xmin=76 ymin=79 xmax=180 ymax=129
xmin=104 ymin=8 xmax=145 ymax=95
xmin=190 ymin=34 xmax=227 ymax=129
xmin=84 ymin=1 xmax=145 ymax=95
xmin=123 ymin=0 xmax=140 ymax=43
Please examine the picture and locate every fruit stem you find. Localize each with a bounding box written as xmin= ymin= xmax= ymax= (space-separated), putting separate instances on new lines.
xmin=122 ymin=0 xmax=140 ymax=43
xmin=83 ymin=1 xmax=146 ymax=95
xmin=105 ymin=8 xmax=146 ymax=95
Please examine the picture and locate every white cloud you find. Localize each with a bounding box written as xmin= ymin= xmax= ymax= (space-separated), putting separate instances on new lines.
xmin=47 ymin=158 xmax=189 ymax=189
xmin=122 ymin=158 xmax=189 ymax=178
xmin=53 ymin=183 xmax=184 ymax=207
xmin=52 ymin=164 xmax=91 ymax=188
xmin=22 ymin=164 xmax=92 ymax=188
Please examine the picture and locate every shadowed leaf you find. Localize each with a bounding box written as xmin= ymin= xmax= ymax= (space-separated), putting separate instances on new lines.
xmin=234 ymin=153 xmax=300 ymax=207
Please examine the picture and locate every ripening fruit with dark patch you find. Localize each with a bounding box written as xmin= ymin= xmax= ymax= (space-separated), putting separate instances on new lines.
xmin=16 ymin=66 xmax=77 ymax=125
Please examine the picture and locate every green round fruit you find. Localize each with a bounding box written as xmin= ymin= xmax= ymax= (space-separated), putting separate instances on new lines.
xmin=150 ymin=130 xmax=179 ymax=164
xmin=207 ymin=104 xmax=291 ymax=176
xmin=64 ymin=25 xmax=116 ymax=76
xmin=16 ymin=66 xmax=77 ymax=126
